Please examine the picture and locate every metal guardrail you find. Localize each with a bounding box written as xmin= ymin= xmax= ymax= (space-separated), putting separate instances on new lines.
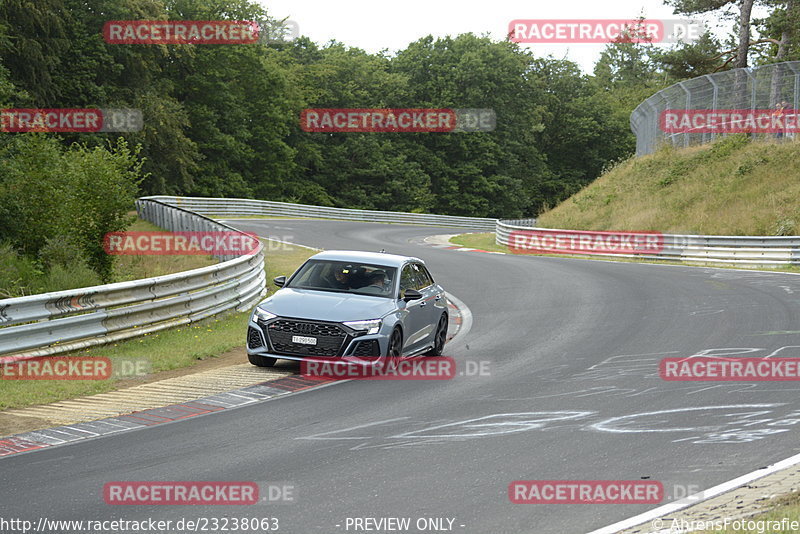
xmin=0 ymin=199 xmax=266 ymax=362
xmin=143 ymin=196 xmax=498 ymax=231
xmin=631 ymin=61 xmax=800 ymax=155
xmin=499 ymin=218 xmax=538 ymax=227
xmin=496 ymin=221 xmax=800 ymax=266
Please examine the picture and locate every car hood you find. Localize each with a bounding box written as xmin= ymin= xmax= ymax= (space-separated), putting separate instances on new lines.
xmin=256 ymin=288 xmax=397 ymax=322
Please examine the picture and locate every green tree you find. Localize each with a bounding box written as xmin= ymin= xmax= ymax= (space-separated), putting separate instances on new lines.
xmin=666 ymin=0 xmax=757 ymax=68
xmin=537 ymin=58 xmax=636 ymax=203
xmin=0 ymin=136 xmax=144 ymax=281
xmin=652 ymin=32 xmax=727 ymax=78
xmin=755 ymin=0 xmax=800 ymax=61
xmin=60 ymin=139 xmax=145 ymax=279
xmin=391 ymin=34 xmax=551 ymax=216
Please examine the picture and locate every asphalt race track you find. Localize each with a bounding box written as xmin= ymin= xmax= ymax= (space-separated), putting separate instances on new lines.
xmin=4 ymin=219 xmax=800 ymax=534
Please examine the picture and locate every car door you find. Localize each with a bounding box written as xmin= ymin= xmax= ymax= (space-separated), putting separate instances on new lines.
xmin=411 ymin=263 xmax=442 ymax=346
xmin=399 ymin=263 xmax=429 ymax=354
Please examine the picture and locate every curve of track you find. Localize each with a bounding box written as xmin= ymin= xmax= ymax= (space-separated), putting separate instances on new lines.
xmin=4 ymin=219 xmax=800 ymax=534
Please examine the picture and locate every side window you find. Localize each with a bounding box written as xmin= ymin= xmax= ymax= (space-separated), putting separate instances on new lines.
xmin=410 ymin=264 xmax=424 ymax=290
xmin=416 ymin=264 xmax=434 ymax=288
xmin=410 ymin=263 xmax=431 ymax=289
xmin=400 ymin=265 xmax=417 ymax=293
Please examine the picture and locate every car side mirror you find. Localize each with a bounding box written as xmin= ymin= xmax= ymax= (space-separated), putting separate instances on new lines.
xmin=273 ymin=276 xmax=286 ymax=288
xmin=402 ymin=289 xmax=423 ymax=302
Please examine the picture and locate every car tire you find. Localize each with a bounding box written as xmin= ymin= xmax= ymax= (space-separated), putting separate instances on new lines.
xmin=381 ymin=328 xmax=404 ymax=373
xmin=248 ymin=353 xmax=277 ymax=367
xmin=425 ymin=313 xmax=448 ymax=356
xmin=386 ymin=328 xmax=403 ymax=358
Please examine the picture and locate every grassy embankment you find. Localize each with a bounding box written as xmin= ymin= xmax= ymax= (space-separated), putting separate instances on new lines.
xmin=452 ymin=136 xmax=800 ymax=267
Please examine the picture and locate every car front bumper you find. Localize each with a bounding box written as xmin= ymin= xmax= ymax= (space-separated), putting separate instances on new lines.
xmin=246 ymin=317 xmax=389 ymax=361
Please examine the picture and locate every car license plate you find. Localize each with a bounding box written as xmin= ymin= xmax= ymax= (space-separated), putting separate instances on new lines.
xmin=292 ymin=335 xmax=317 ymax=345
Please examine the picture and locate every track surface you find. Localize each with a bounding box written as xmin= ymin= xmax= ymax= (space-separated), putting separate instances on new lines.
xmin=4 ymin=220 xmax=800 ymax=533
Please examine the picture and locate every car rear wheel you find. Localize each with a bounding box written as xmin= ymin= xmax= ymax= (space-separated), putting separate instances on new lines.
xmin=425 ymin=314 xmax=448 ymax=356
xmin=248 ymin=353 xmax=277 ymax=367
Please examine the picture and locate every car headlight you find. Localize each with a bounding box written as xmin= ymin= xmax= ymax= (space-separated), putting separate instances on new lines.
xmin=343 ymin=319 xmax=382 ymax=335
xmin=254 ymin=307 xmax=277 ymax=322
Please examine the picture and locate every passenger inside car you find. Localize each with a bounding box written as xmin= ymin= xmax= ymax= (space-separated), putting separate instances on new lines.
xmin=357 ymin=271 xmax=389 ymax=295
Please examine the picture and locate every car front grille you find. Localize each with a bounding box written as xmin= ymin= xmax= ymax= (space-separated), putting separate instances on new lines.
xmin=264 ymin=319 xmax=349 ymax=357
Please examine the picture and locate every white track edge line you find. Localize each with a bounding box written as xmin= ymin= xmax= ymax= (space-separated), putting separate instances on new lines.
xmin=587 ymin=450 xmax=800 ymax=534
xmin=444 ymin=292 xmax=472 ymax=348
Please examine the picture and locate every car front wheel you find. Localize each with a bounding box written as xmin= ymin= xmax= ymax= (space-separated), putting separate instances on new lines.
xmin=381 ymin=328 xmax=404 ymax=373
xmin=248 ymin=353 xmax=277 ymax=367
xmin=386 ymin=328 xmax=403 ymax=358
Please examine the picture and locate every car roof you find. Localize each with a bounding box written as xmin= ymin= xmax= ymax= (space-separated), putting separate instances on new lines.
xmin=308 ymin=250 xmax=423 ymax=268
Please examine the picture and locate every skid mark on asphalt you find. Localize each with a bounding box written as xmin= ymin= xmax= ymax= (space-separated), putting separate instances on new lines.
xmin=705 ymin=269 xmax=800 ymax=292
xmin=295 ymin=404 xmax=800 ymax=450
xmin=532 ymin=346 xmax=800 ymax=397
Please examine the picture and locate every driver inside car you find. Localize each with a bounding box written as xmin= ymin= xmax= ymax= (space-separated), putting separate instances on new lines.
xmin=326 ymin=264 xmax=353 ymax=289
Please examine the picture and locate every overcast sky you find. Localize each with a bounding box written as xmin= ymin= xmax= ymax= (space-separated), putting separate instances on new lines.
xmin=255 ymin=0 xmax=758 ymax=73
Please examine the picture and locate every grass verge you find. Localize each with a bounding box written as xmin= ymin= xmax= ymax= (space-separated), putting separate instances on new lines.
xmin=695 ymin=491 xmax=800 ymax=533
xmin=207 ymin=215 xmax=315 ymax=220
xmin=450 ymin=232 xmax=508 ymax=253
xmin=112 ymin=217 xmax=217 ymax=281
xmin=0 ymin=240 xmax=314 ymax=411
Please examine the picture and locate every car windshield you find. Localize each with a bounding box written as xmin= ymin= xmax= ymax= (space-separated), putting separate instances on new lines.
xmin=286 ymin=260 xmax=398 ymax=298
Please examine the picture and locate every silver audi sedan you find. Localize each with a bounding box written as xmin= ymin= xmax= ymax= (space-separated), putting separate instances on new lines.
xmin=246 ymin=250 xmax=449 ymax=367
